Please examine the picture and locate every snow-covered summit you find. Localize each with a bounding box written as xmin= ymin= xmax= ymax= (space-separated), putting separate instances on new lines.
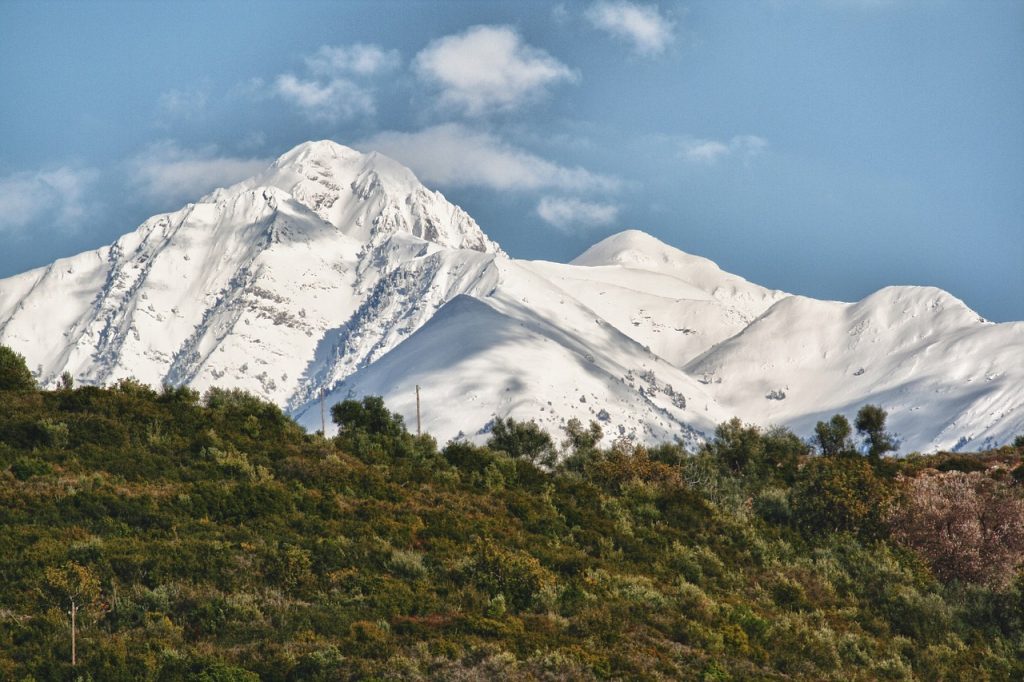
xmin=573 ymin=229 xmax=719 ymax=270
xmin=216 ymin=140 xmax=499 ymax=253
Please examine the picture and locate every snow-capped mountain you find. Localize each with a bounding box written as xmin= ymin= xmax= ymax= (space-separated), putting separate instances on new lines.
xmin=0 ymin=141 xmax=498 ymax=411
xmin=1 ymin=140 xmax=1020 ymax=452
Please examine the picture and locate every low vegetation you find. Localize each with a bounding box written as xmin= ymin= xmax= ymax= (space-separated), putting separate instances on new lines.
xmin=1 ymin=346 xmax=1023 ymax=680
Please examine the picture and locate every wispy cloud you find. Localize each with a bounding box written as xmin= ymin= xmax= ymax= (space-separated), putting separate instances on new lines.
xmin=0 ymin=166 xmax=100 ymax=234
xmin=158 ymin=86 xmax=209 ymax=119
xmin=360 ymin=124 xmax=618 ymax=192
xmin=128 ymin=141 xmax=269 ymax=205
xmin=414 ymin=25 xmax=576 ymax=116
xmin=273 ymin=74 xmax=375 ymax=122
xmin=586 ymin=1 xmax=674 ymax=56
xmin=537 ymin=196 xmax=619 ymax=232
xmin=305 ymin=44 xmax=400 ymax=77
xmin=268 ymin=42 xmax=397 ymax=122
xmin=681 ymin=135 xmax=768 ymax=163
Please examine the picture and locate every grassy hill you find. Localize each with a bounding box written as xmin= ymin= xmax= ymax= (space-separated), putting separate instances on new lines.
xmin=1 ymin=359 xmax=1022 ymax=679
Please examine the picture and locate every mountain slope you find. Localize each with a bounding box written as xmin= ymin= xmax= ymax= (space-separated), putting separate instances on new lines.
xmin=0 ymin=141 xmax=498 ymax=406
xmin=1 ymin=139 xmax=1021 ymax=452
xmin=295 ymin=256 xmax=731 ymax=446
xmin=523 ymin=230 xmax=789 ymax=366
xmin=685 ymin=287 xmax=1024 ymax=452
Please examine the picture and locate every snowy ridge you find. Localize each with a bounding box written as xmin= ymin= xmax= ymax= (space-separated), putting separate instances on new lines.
xmin=1 ymin=140 xmax=1021 ymax=452
xmin=685 ymin=288 xmax=1024 ymax=451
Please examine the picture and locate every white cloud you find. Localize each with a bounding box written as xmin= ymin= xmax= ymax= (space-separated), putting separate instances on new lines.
xmin=681 ymin=135 xmax=768 ymax=163
xmin=0 ymin=166 xmax=99 ymax=233
xmin=414 ymin=25 xmax=576 ymax=116
xmin=273 ymin=74 xmax=375 ymax=122
xmin=129 ymin=142 xmax=269 ymax=205
xmin=360 ymin=124 xmax=618 ymax=192
xmin=537 ymin=196 xmax=619 ymax=232
xmin=264 ymin=43 xmax=396 ymax=122
xmin=305 ymin=44 xmax=400 ymax=77
xmin=586 ymin=1 xmax=674 ymax=56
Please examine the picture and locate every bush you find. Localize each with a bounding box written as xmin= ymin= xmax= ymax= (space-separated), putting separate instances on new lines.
xmin=10 ymin=456 xmax=52 ymax=480
xmin=753 ymin=487 xmax=792 ymax=525
xmin=791 ymin=456 xmax=893 ymax=538
xmin=0 ymin=346 xmax=36 ymax=391
xmin=889 ymin=471 xmax=1024 ymax=587
xmin=935 ymin=455 xmax=987 ymax=473
xmin=465 ymin=539 xmax=555 ymax=611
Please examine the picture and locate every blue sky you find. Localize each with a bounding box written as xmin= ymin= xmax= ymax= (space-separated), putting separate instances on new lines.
xmin=1 ymin=0 xmax=1021 ymax=321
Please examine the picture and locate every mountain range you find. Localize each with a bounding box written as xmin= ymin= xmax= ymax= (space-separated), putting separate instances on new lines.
xmin=1 ymin=140 xmax=1020 ymax=452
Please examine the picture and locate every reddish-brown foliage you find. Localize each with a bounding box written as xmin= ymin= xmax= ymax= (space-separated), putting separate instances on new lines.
xmin=890 ymin=471 xmax=1024 ymax=588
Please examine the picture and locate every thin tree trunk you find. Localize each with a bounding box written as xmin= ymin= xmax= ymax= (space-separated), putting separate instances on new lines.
xmin=70 ymin=598 xmax=77 ymax=666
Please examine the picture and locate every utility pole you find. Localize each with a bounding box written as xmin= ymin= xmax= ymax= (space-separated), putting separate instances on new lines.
xmin=320 ymin=388 xmax=326 ymax=436
xmin=415 ymin=385 xmax=421 ymax=437
xmin=69 ymin=597 xmax=77 ymax=666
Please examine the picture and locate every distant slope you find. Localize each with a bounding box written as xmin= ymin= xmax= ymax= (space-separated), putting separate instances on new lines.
xmin=523 ymin=230 xmax=788 ymax=366
xmin=686 ymin=287 xmax=1024 ymax=451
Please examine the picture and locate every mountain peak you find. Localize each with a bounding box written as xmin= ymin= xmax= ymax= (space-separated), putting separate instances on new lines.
xmin=228 ymin=140 xmax=498 ymax=253
xmin=277 ymin=139 xmax=362 ymax=163
xmin=263 ymin=140 xmax=419 ymax=193
xmin=572 ymin=230 xmax=716 ymax=270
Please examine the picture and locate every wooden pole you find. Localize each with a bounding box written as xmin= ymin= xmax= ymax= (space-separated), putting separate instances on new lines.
xmin=69 ymin=598 xmax=77 ymax=666
xmin=416 ymin=385 xmax=421 ymax=437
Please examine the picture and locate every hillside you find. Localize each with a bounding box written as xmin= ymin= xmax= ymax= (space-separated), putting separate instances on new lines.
xmin=1 ymin=365 xmax=1023 ymax=680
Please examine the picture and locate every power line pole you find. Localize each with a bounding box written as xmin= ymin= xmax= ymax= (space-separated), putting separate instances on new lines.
xmin=416 ymin=384 xmax=421 ymax=437
xmin=320 ymin=387 xmax=326 ymax=436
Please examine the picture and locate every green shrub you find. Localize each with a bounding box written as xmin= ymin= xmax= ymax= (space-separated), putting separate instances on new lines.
xmin=792 ymin=456 xmax=893 ymax=538
xmin=465 ymin=539 xmax=555 ymax=611
xmin=0 ymin=346 xmax=36 ymax=391
xmin=753 ymin=487 xmax=791 ymax=524
xmin=10 ymin=456 xmax=52 ymax=480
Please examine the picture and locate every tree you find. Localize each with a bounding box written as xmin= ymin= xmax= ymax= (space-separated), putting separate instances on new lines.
xmin=557 ymin=418 xmax=605 ymax=473
xmin=330 ymin=396 xmax=422 ymax=463
xmin=487 ymin=417 xmax=555 ymax=467
xmin=760 ymin=426 xmax=807 ymax=483
xmin=855 ymin=404 xmax=897 ymax=458
xmin=331 ymin=396 xmax=406 ymax=438
xmin=705 ymin=417 xmax=765 ymax=474
xmin=0 ymin=345 xmax=36 ymax=391
xmin=813 ymin=414 xmax=854 ymax=457
xmin=43 ymin=561 xmax=101 ymax=666
xmin=889 ymin=472 xmax=1024 ymax=588
xmin=562 ymin=417 xmax=603 ymax=454
xmin=56 ymin=370 xmax=75 ymax=390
